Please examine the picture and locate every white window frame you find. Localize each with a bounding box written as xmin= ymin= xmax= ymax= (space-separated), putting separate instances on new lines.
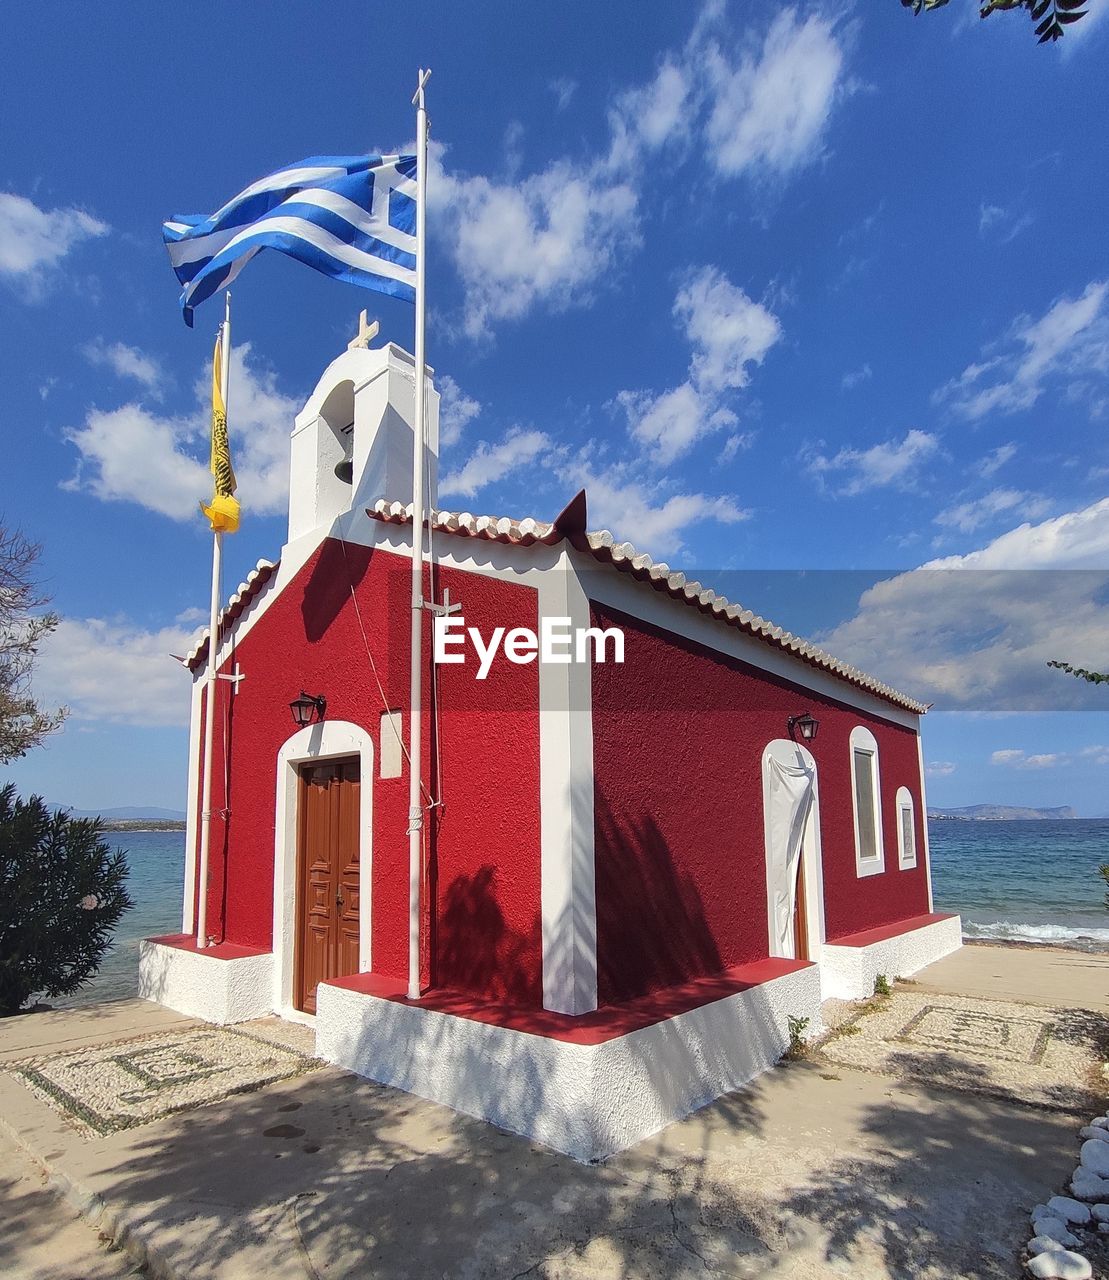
xmin=895 ymin=785 xmax=917 ymax=870
xmin=849 ymin=725 xmax=885 ymax=878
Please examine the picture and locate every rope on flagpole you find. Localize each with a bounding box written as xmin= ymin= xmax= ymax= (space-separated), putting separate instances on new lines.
xmin=406 ymin=68 xmax=431 ymax=1000
xmin=196 ymin=291 xmax=232 ymax=949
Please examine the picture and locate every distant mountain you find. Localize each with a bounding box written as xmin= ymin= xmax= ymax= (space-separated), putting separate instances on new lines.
xmin=928 ymin=804 xmax=1079 ymax=821
xmin=46 ymin=803 xmax=187 ymax=821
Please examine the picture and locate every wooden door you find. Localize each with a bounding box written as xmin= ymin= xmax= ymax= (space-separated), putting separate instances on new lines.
xmin=792 ymin=855 xmax=809 ymax=963
xmin=295 ymin=758 xmax=361 ymax=1014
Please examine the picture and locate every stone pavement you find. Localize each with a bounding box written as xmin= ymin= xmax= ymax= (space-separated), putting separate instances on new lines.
xmin=1 ymin=943 xmax=1106 ymax=1279
xmin=0 ymin=997 xmax=195 ymax=1065
xmin=0 ymin=1119 xmax=142 ymax=1280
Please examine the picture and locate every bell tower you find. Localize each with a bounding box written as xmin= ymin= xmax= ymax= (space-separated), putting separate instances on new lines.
xmin=287 ymin=315 xmax=440 ymax=543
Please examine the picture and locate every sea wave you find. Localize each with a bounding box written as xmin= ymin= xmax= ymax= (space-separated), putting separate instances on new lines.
xmin=963 ymin=919 xmax=1109 ymax=948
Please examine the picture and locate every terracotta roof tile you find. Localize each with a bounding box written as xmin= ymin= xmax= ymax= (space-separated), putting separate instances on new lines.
xmin=368 ymin=498 xmax=928 ymax=714
xmin=183 ymin=559 xmax=279 ymax=671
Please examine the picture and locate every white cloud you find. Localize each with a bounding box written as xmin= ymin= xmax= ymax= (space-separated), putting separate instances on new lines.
xmin=36 ymin=615 xmax=200 ymax=728
xmin=992 ymin=749 xmax=1066 ymax=771
xmin=438 ymin=424 xmax=749 ymax=557
xmin=617 ymin=266 xmax=781 ymax=466
xmin=432 ymin=8 xmax=850 ymax=340
xmin=812 ymin=497 xmax=1109 ymax=712
xmin=549 ymin=77 xmax=577 ymax=111
xmin=83 ymin=339 xmax=163 ymax=397
xmin=935 ymin=280 xmax=1109 ymax=420
xmin=607 ymin=60 xmax=694 ymax=165
xmin=63 ymin=403 xmax=205 ymax=520
xmin=925 ymin=496 xmax=1109 ymax=570
xmin=63 ymin=343 xmax=298 ymax=521
xmin=994 ymin=746 xmax=1109 ymax=770
xmin=436 ymin=267 xmax=768 ymax=549
xmin=934 ymin=488 xmax=1051 ymax=535
xmin=675 ymin=266 xmax=781 ymax=393
xmin=805 ymin=429 xmax=939 ymax=496
xmin=439 ymin=428 xmax=550 ymax=499
xmin=635 ymin=62 xmax=692 ymax=147
xmin=978 ymin=204 xmax=1004 ymax=235
xmin=431 ymin=150 xmax=639 ymax=340
xmin=719 ymin=431 xmax=755 ymax=463
xmin=618 ymin=384 xmax=737 ymax=469
xmin=0 ymin=192 xmax=108 ymax=284
xmin=978 ymin=202 xmax=1033 ymax=244
xmin=438 ymin=374 xmax=481 ymax=449
xmin=568 ymin=465 xmax=749 ymax=559
xmin=816 ymin=565 xmax=1109 ymax=712
xmin=503 ymin=120 xmax=526 ymax=177
xmin=926 ymin=761 xmax=957 ymax=778
xmin=841 ymin=362 xmax=872 ymax=390
xmin=976 ymin=442 xmax=1017 ymax=478
xmin=703 ymin=9 xmax=846 ymax=179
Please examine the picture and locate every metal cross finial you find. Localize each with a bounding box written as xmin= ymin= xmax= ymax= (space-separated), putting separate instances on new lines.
xmin=347 ymin=309 xmax=379 ymax=351
xmin=423 ymin=587 xmax=462 ymax=618
xmin=217 ymin=663 xmax=246 ymax=696
xmin=412 ymin=67 xmax=432 ymax=108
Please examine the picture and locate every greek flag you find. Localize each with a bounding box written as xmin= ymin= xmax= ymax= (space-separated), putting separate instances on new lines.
xmin=163 ymin=154 xmax=417 ymax=325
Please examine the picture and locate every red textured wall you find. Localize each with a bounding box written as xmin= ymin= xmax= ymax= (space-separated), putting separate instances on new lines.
xmin=590 ymin=600 xmax=930 ymax=1005
xmin=195 ymin=537 xmax=543 ymax=1006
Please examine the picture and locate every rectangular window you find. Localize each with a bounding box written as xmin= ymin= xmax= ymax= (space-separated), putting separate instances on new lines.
xmin=900 ymin=805 xmax=915 ymax=865
xmin=853 ymin=748 xmax=878 ymax=861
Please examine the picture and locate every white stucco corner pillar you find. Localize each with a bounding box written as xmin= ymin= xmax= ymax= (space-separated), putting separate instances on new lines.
xmin=538 ymin=549 xmax=598 ymax=1015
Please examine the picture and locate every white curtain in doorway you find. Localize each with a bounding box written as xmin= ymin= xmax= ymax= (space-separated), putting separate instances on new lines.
xmin=765 ymin=752 xmax=816 ymax=958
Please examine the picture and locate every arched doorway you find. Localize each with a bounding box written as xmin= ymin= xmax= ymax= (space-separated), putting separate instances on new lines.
xmin=273 ymin=721 xmax=374 ymax=1021
xmin=762 ymin=740 xmax=825 ymax=962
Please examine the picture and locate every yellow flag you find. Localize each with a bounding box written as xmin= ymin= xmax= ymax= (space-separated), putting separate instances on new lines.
xmin=200 ymin=331 xmax=240 ymax=533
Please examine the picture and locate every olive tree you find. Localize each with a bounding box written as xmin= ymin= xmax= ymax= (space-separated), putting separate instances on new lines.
xmin=0 ymin=524 xmax=66 ymax=764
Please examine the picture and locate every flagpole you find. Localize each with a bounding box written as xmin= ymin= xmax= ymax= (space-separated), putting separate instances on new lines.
xmin=196 ymin=291 xmax=232 ymax=949
xmin=407 ymin=68 xmax=431 ymax=1000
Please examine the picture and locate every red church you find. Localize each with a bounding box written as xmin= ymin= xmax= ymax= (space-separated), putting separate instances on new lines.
xmin=140 ymin=335 xmax=960 ymax=1161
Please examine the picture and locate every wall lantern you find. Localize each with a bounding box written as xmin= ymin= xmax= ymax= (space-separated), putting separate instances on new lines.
xmin=289 ymin=691 xmax=327 ymax=728
xmin=788 ymin=712 xmax=819 ymax=743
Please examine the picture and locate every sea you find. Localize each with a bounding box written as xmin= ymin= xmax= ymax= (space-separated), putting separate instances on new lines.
xmin=929 ymin=818 xmax=1109 ymax=951
xmin=48 ymin=819 xmax=1109 ymax=1008
xmin=51 ymin=830 xmax=185 ymax=1009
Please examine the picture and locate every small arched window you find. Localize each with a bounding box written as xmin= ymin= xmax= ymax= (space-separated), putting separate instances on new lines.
xmin=849 ymin=726 xmax=884 ymax=878
xmin=895 ymin=786 xmax=917 ymax=870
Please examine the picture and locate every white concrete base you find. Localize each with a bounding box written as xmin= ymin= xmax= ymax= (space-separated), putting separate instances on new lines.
xmin=820 ymin=914 xmax=962 ymax=1001
xmin=317 ymin=963 xmax=822 ymax=1163
xmin=137 ymin=940 xmax=275 ymax=1025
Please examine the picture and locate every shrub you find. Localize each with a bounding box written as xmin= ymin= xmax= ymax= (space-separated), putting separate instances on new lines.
xmin=0 ymin=785 xmax=132 ymax=1016
xmin=785 ymin=1014 xmax=811 ymax=1060
xmin=873 ymin=973 xmax=892 ymax=997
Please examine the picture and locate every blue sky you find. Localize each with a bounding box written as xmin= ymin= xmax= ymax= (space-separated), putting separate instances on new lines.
xmin=2 ymin=1 xmax=1107 ymax=813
